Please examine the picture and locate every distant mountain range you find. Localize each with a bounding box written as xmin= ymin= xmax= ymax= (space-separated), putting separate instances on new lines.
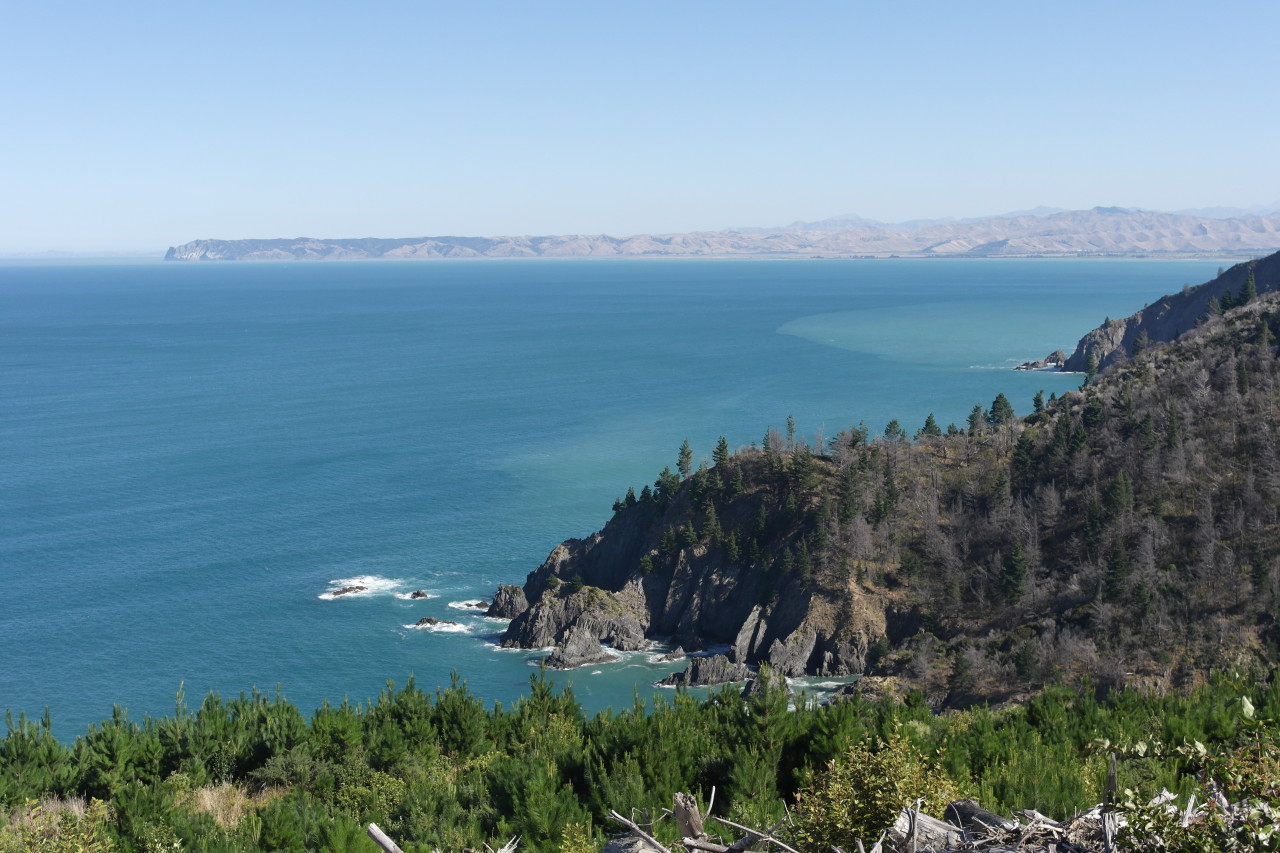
xmin=166 ymin=206 xmax=1280 ymax=261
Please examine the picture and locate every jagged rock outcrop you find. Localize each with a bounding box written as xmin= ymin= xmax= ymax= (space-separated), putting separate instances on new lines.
xmin=657 ymin=654 xmax=752 ymax=687
xmin=486 ymin=585 xmax=528 ymax=618
xmin=1061 ymin=251 xmax=1280 ymax=372
xmin=414 ymin=616 xmax=460 ymax=628
xmin=502 ymin=584 xmax=647 ymax=652
xmin=1014 ymin=350 xmax=1066 ymax=370
xmin=741 ymin=667 xmax=792 ymax=699
xmin=544 ymin=624 xmax=617 ymax=669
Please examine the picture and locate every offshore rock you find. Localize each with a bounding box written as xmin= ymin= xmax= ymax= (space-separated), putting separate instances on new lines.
xmin=657 ymin=654 xmax=752 ymax=687
xmin=545 ymin=624 xmax=617 ymax=669
xmin=409 ymin=590 xmax=432 ymax=599
xmin=1014 ymin=349 xmax=1067 ymax=370
xmin=331 ymin=586 xmax=367 ymax=597
xmin=486 ymin=585 xmax=528 ymax=619
xmin=414 ymin=616 xmax=460 ymax=628
xmin=659 ymin=646 xmax=686 ymax=662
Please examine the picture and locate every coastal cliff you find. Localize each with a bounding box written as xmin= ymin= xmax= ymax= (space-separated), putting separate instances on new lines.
xmin=1061 ymin=251 xmax=1280 ymax=373
xmin=497 ymin=280 xmax=1280 ymax=706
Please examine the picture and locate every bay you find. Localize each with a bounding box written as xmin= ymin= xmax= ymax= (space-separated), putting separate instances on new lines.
xmin=0 ymin=257 xmax=1225 ymax=738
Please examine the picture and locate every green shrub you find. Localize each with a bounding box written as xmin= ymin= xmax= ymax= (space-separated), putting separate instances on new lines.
xmin=790 ymin=728 xmax=963 ymax=851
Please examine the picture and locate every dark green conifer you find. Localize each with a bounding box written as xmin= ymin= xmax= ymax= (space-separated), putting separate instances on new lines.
xmin=1000 ymin=542 xmax=1028 ymax=602
xmin=967 ymin=405 xmax=986 ymax=436
xmin=989 ymin=393 xmax=1014 ymax=425
xmin=713 ymin=436 xmax=730 ymax=467
xmin=1084 ymin=351 xmax=1099 ymax=387
xmin=1241 ymin=268 xmax=1258 ymax=303
xmin=677 ymin=439 xmax=693 ymax=479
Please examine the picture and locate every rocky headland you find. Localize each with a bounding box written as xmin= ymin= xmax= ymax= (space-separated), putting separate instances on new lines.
xmin=1027 ymin=252 xmax=1280 ymax=374
xmin=494 ymin=255 xmax=1280 ymax=705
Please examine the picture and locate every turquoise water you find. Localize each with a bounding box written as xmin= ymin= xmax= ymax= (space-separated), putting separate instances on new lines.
xmin=0 ymin=257 xmax=1225 ymax=738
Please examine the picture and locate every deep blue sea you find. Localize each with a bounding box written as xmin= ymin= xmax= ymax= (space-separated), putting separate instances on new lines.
xmin=0 ymin=257 xmax=1226 ymax=739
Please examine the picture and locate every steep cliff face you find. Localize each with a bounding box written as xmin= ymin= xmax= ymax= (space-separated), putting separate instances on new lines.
xmin=496 ymin=462 xmax=889 ymax=678
xmin=1062 ymin=250 xmax=1280 ymax=372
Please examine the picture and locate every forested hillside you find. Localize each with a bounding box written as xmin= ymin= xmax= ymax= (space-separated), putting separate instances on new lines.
xmin=499 ymin=284 xmax=1280 ymax=708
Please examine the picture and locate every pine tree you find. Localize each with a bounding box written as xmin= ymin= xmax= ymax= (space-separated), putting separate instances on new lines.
xmin=701 ymin=502 xmax=722 ymax=545
xmin=1242 ymin=268 xmax=1258 ymax=303
xmin=655 ymin=467 xmax=681 ymax=506
xmin=713 ymin=436 xmax=730 ymax=467
xmin=989 ymin=393 xmax=1014 ymax=425
xmin=919 ymin=413 xmax=942 ymax=438
xmin=1033 ymin=390 xmax=1046 ymax=415
xmin=677 ymin=440 xmax=693 ymax=479
xmin=967 ymin=405 xmax=986 ymax=436
xmin=1000 ymin=542 xmax=1028 ymax=602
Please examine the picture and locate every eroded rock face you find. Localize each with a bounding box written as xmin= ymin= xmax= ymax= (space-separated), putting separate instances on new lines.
xmin=545 ymin=624 xmax=617 ymax=669
xmin=503 ymin=585 xmax=647 ymax=651
xmin=492 ymin=465 xmax=890 ymax=684
xmin=1014 ymin=350 xmax=1067 ymax=371
xmin=657 ymin=654 xmax=752 ymax=687
xmin=764 ymin=631 xmax=817 ymax=677
xmin=486 ymin=585 xmax=528 ymax=619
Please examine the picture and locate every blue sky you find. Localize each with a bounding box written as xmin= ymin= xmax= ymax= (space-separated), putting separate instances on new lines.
xmin=3 ymin=0 xmax=1278 ymax=253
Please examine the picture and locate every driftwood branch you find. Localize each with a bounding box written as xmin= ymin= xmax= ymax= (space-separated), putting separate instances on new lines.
xmin=367 ymin=823 xmax=405 ymax=853
xmin=610 ymin=809 xmax=675 ymax=853
xmin=712 ymin=816 xmax=803 ymax=853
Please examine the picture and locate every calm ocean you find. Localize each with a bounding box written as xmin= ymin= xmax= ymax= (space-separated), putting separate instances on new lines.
xmin=0 ymin=257 xmax=1225 ymax=738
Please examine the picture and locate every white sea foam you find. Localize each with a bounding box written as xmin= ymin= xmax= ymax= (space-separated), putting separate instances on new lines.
xmin=404 ymin=621 xmax=473 ymax=634
xmin=394 ymin=591 xmax=439 ymax=600
xmin=318 ymin=574 xmax=405 ymax=600
xmin=447 ymin=600 xmax=488 ymax=611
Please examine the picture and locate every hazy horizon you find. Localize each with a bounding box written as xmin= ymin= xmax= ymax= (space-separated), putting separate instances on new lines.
xmin=4 ymin=0 xmax=1278 ymax=255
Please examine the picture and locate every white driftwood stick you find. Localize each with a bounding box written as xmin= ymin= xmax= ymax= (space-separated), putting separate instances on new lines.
xmin=712 ymin=817 xmax=803 ymax=853
xmin=609 ymin=809 xmax=675 ymax=853
xmin=367 ymin=823 xmax=405 ymax=853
